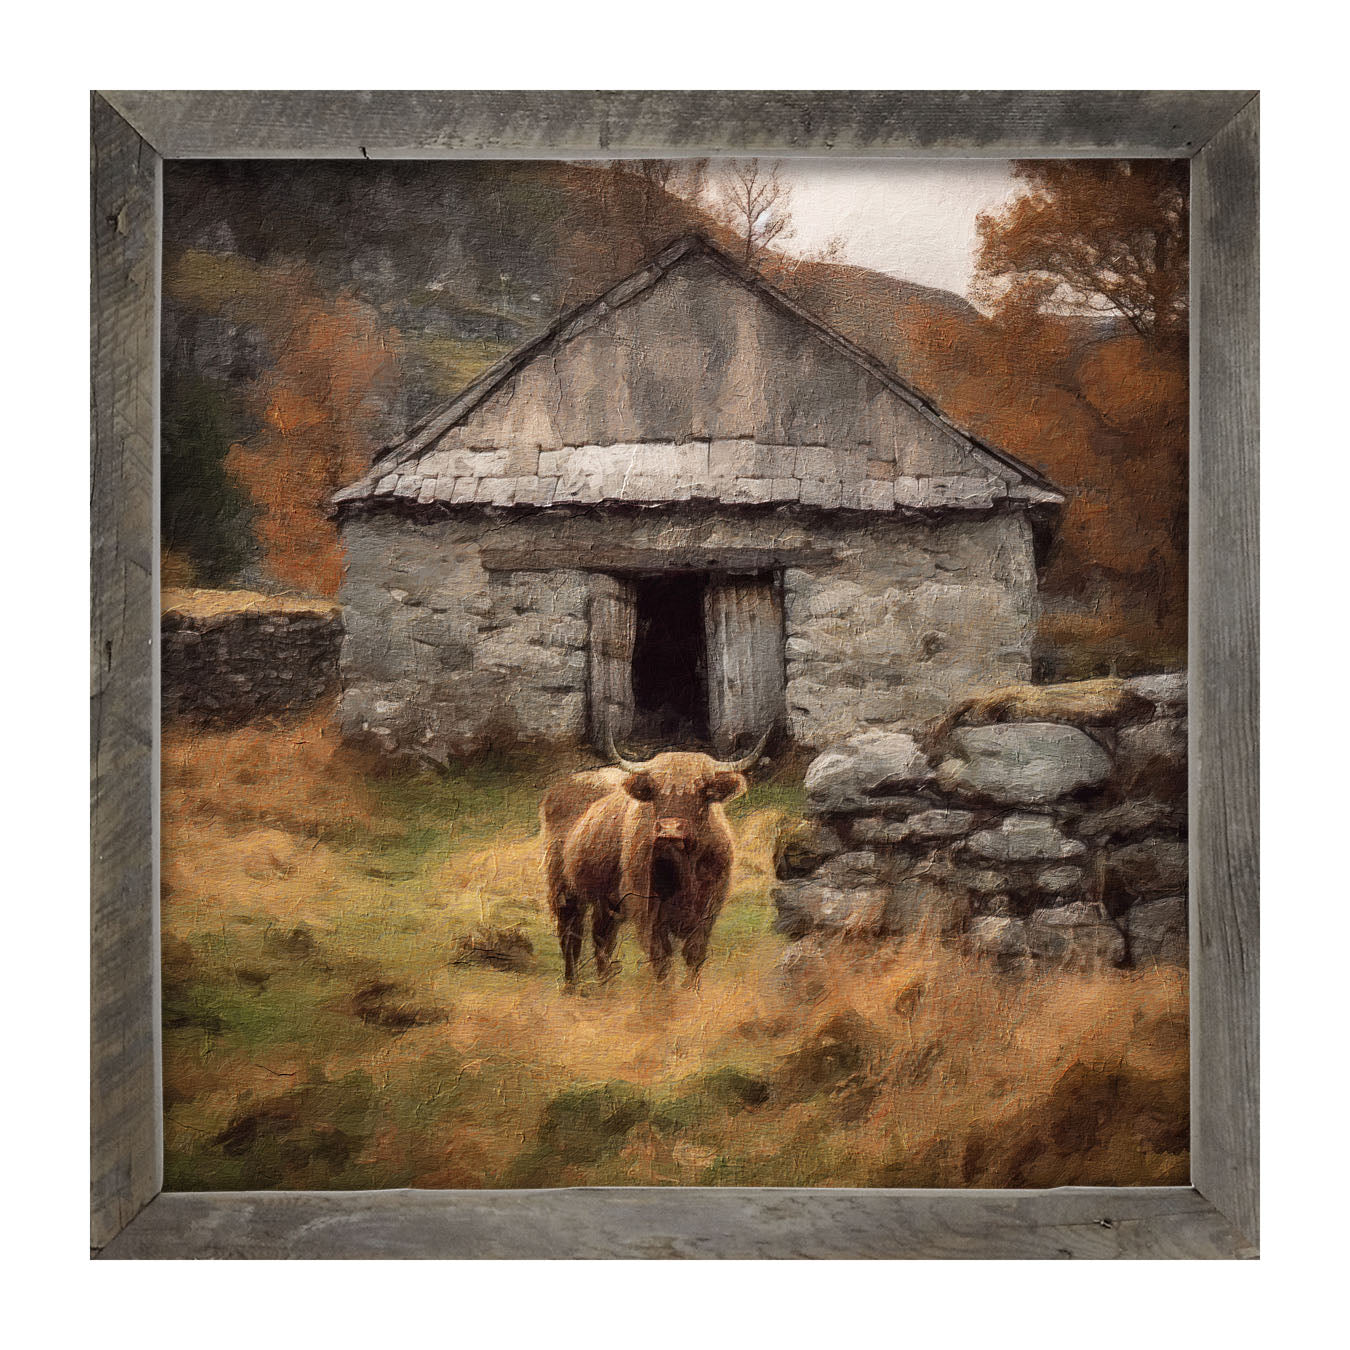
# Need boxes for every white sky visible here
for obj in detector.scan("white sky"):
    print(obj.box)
[749,158,1020,299]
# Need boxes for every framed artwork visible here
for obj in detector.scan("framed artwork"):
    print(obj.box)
[91,90,1258,1259]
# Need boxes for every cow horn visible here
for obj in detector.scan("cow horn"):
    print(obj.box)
[605,731,655,773]
[713,727,772,774]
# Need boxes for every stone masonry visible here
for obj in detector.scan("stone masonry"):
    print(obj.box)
[161,590,343,725]
[772,672,1189,972]
[336,504,1041,757]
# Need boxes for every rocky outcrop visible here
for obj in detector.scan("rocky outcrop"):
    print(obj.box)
[772,674,1188,973]
[162,590,343,725]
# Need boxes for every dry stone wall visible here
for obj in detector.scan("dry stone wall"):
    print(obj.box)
[161,591,343,724]
[771,673,1188,972]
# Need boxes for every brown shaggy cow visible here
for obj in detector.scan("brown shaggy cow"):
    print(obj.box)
[540,733,768,986]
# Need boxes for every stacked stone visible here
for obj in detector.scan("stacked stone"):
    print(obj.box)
[771,672,1188,973]
[338,519,594,757]
[162,597,343,725]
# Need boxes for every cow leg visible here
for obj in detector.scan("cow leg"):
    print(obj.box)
[592,902,623,983]
[555,898,585,987]
[681,927,711,986]
[646,926,674,982]
[682,871,729,986]
[544,837,586,987]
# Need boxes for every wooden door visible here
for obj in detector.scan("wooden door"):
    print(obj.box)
[703,574,785,755]
[588,573,638,750]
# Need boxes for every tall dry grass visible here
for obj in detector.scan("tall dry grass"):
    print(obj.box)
[160,712,1188,1191]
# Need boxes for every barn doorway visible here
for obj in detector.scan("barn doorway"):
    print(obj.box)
[587,569,788,755]
[632,574,711,745]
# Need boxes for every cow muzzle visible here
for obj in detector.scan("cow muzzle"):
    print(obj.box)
[655,818,692,851]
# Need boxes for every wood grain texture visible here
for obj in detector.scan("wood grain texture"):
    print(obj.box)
[98,1187,1255,1259]
[704,576,786,754]
[587,573,638,749]
[90,92,161,1251]
[98,90,1254,160]
[1189,97,1260,1245]
[339,235,1057,503]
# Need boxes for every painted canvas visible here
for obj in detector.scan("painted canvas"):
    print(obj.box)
[160,157,1189,1191]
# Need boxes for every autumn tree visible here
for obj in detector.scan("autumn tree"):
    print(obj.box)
[974,160,1189,346]
[969,160,1191,673]
[225,278,397,596]
[165,249,399,597]
[705,159,794,269]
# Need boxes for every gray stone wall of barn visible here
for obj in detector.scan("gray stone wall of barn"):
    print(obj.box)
[335,504,1041,759]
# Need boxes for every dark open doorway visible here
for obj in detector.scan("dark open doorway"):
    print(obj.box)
[631,573,709,745]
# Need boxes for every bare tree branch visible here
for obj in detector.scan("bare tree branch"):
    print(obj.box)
[704,159,794,270]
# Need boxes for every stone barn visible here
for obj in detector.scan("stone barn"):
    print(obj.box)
[332,234,1064,760]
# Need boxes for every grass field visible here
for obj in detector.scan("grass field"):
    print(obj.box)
[161,706,1190,1191]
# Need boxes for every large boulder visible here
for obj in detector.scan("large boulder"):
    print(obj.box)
[804,731,934,813]
[1123,896,1188,966]
[965,812,1087,863]
[1025,901,1126,972]
[936,723,1113,806]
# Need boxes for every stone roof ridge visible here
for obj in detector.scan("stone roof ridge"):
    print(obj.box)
[335,232,1063,506]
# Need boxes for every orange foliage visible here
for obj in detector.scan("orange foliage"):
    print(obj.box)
[973,160,1189,342]
[218,267,398,596]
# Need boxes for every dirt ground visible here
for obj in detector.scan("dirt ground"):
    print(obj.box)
[161,706,1189,1191]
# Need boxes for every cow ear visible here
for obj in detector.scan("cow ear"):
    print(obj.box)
[622,772,656,802]
[706,771,747,803]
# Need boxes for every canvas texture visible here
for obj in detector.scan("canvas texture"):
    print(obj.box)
[158,158,1189,1192]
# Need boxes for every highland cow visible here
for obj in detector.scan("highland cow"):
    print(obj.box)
[540,733,768,985]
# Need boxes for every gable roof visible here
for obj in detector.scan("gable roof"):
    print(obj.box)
[335,233,1064,509]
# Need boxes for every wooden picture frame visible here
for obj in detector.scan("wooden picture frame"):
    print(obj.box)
[91,90,1258,1259]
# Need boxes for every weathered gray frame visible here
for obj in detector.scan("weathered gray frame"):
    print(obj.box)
[92,90,1258,1259]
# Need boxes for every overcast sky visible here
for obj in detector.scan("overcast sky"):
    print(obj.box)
[746,158,1020,299]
